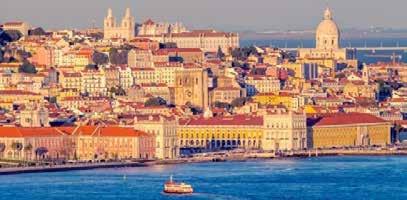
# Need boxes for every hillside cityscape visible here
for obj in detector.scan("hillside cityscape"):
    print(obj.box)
[0,6,406,161]
[0,3,407,187]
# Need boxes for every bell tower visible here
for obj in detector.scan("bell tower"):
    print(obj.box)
[121,7,135,40]
[104,8,115,29]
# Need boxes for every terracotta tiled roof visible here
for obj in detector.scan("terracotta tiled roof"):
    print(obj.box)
[0,127,22,137]
[3,22,24,26]
[0,127,76,137]
[0,90,40,95]
[314,113,388,127]
[99,127,145,137]
[155,48,203,54]
[143,19,155,25]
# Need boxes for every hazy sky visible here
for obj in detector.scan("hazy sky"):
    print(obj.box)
[1,0,407,31]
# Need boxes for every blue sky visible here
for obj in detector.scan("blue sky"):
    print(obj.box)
[1,0,406,31]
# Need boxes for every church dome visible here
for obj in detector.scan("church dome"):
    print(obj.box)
[317,20,339,36]
[316,8,340,36]
[315,8,340,49]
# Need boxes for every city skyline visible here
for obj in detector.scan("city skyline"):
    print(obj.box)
[2,0,407,31]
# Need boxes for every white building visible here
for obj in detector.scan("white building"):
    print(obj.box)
[137,19,187,36]
[134,115,179,159]
[297,8,357,68]
[262,110,307,151]
[103,8,135,41]
[245,75,280,96]
[118,66,134,89]
[1,21,30,36]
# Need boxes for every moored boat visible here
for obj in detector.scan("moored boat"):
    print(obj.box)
[163,175,193,194]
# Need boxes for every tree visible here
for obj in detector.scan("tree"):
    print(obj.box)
[92,51,109,65]
[24,143,33,160]
[144,97,167,107]
[85,64,98,70]
[48,96,57,104]
[11,142,23,151]
[4,30,22,41]
[0,29,13,45]
[217,46,225,59]
[19,61,37,74]
[116,87,126,96]
[334,73,346,79]
[29,27,47,36]
[109,86,126,96]
[35,147,48,160]
[376,80,392,101]
[109,48,128,65]
[231,97,249,108]
[394,124,404,143]
[214,101,231,109]
[109,87,117,95]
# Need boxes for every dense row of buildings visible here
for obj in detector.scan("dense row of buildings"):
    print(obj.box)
[0,6,405,162]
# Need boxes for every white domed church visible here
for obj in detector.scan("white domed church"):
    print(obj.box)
[298,8,357,69]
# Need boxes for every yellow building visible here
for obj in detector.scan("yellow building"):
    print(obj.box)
[81,69,107,96]
[343,81,376,98]
[310,113,391,148]
[0,90,42,106]
[60,72,82,91]
[57,88,80,102]
[253,92,304,111]
[154,62,183,87]
[178,115,263,150]
[131,68,156,85]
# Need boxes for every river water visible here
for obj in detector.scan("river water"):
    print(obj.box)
[0,156,406,200]
[241,38,407,64]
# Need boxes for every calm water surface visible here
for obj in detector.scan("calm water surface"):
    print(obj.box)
[0,156,406,200]
[242,38,407,64]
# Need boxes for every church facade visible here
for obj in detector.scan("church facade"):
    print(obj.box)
[298,8,358,69]
[103,8,135,41]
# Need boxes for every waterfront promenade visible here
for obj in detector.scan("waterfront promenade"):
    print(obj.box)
[0,161,151,175]
[2,147,407,175]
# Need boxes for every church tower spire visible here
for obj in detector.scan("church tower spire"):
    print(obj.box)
[124,7,131,18]
[103,7,135,41]
[104,8,116,28]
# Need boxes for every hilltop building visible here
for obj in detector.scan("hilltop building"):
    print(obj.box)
[137,19,187,36]
[1,21,30,36]
[139,30,239,52]
[297,8,358,69]
[103,8,135,40]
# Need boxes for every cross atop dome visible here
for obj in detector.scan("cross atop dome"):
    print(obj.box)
[324,7,333,20]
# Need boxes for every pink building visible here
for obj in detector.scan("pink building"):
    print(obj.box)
[32,46,54,68]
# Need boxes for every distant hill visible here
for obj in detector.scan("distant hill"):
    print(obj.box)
[240,29,407,40]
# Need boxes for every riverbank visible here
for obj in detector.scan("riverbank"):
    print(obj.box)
[2,148,407,175]
[0,161,151,175]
